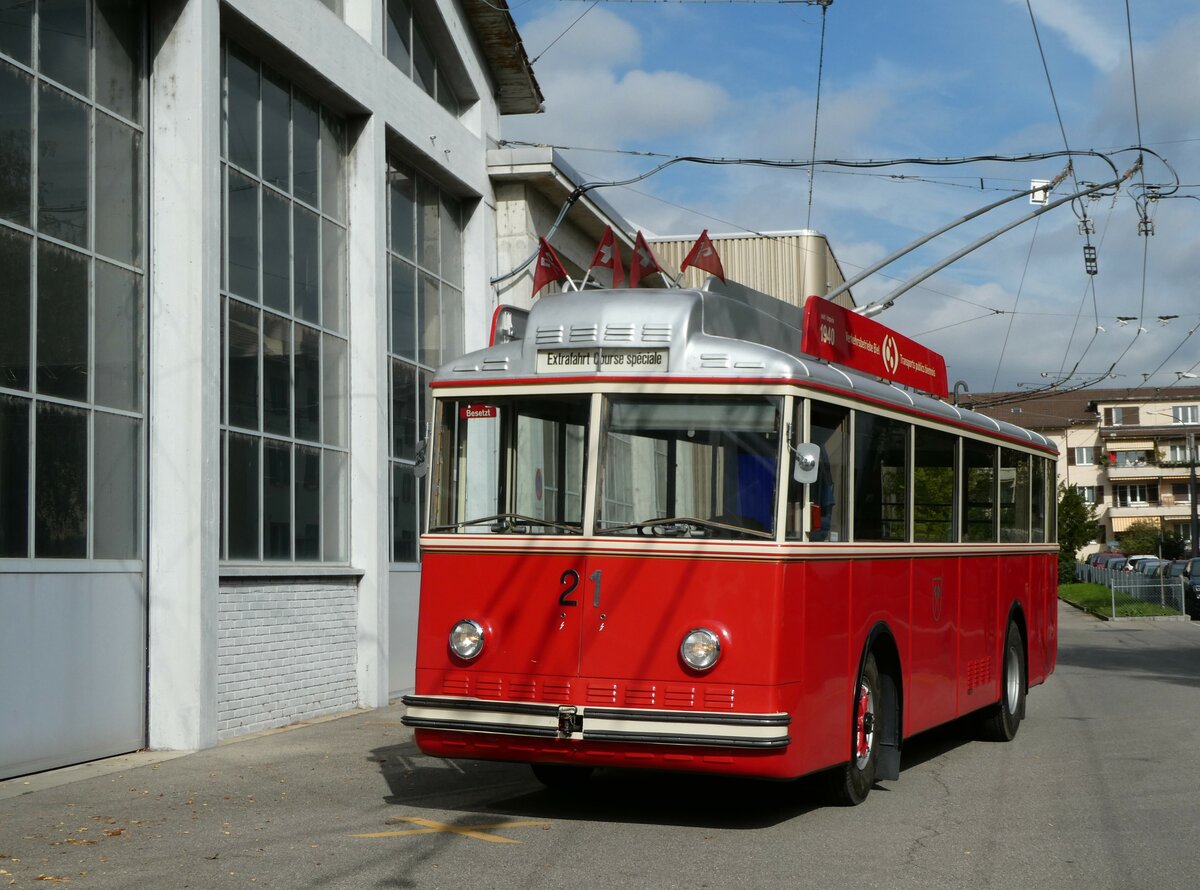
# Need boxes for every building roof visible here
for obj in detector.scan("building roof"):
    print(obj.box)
[968,386,1200,431]
[461,0,544,115]
[488,145,634,244]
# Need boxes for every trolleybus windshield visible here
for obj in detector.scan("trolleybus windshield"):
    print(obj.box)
[430,394,588,535]
[596,395,781,539]
[429,392,783,540]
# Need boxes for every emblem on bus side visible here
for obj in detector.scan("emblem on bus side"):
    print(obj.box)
[932,577,944,623]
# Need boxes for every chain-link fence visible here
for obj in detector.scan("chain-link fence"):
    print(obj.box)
[1075,562,1186,618]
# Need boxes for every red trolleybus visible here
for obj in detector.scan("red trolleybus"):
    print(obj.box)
[402,280,1057,804]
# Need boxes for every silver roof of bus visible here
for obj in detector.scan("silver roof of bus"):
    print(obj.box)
[436,279,1054,451]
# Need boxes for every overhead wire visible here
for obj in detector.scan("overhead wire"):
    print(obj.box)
[585,170,1019,316]
[528,1,600,65]
[490,144,1133,286]
[803,0,830,233]
[989,215,1041,391]
[974,3,1169,408]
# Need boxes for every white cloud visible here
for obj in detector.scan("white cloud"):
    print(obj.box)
[506,67,730,150]
[1011,0,1125,70]
[521,7,642,71]
[506,7,730,151]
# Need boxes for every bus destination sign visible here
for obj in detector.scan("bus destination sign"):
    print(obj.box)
[536,348,668,374]
[800,296,949,398]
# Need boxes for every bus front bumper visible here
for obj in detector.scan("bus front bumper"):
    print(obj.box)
[400,695,791,749]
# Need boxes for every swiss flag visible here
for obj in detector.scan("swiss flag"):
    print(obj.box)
[531,237,568,297]
[680,229,725,283]
[589,226,625,288]
[629,231,663,288]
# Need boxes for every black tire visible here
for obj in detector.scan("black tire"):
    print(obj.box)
[530,763,594,790]
[826,652,881,806]
[979,619,1026,742]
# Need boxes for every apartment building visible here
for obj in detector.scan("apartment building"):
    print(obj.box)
[972,386,1200,554]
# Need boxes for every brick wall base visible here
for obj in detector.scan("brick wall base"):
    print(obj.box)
[217,580,358,739]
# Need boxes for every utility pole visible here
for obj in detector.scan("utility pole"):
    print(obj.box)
[1190,430,1198,557]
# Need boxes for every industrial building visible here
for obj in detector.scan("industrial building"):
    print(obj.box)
[0,0,641,779]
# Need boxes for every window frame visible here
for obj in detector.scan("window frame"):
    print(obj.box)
[387,158,465,564]
[218,40,349,565]
[0,0,148,565]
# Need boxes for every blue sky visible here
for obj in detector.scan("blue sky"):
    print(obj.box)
[503,0,1200,398]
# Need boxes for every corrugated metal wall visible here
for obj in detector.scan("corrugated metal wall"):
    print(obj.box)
[647,231,854,308]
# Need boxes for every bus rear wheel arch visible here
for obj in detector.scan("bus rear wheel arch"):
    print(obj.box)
[979,618,1026,742]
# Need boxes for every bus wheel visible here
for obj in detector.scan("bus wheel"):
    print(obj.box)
[980,620,1025,742]
[530,763,594,790]
[826,652,880,806]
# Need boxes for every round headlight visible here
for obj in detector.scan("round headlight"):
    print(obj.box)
[680,628,721,671]
[449,619,485,660]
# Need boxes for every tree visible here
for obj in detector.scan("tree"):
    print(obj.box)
[1118,519,1165,557]
[1159,529,1186,561]
[1057,484,1099,583]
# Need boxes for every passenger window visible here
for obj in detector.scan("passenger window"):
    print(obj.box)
[1000,449,1031,542]
[962,439,996,542]
[812,403,851,541]
[914,427,956,542]
[1030,457,1048,543]
[854,412,909,542]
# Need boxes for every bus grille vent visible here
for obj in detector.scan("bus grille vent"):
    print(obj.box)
[642,324,673,343]
[569,324,599,343]
[442,678,470,696]
[482,358,509,372]
[664,687,696,709]
[587,682,618,704]
[967,657,992,690]
[700,353,730,369]
[535,326,564,346]
[509,680,537,701]
[624,685,656,707]
[542,682,572,703]
[604,323,634,342]
[704,688,736,710]
[475,679,503,698]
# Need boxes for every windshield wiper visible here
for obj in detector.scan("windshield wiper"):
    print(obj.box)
[430,513,583,535]
[596,516,773,540]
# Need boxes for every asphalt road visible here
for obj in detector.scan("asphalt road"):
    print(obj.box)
[2,601,1199,889]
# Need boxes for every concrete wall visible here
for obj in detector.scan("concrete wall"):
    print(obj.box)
[146,0,512,749]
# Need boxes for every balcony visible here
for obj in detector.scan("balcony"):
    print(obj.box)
[1106,462,1196,482]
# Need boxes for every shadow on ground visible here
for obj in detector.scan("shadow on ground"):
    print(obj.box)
[364,718,976,830]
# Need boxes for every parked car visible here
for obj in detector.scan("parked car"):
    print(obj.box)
[1104,555,1129,572]
[1184,558,1200,620]
[1165,559,1189,578]
[1124,554,1157,572]
[1135,558,1163,577]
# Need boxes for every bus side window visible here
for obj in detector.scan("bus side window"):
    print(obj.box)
[914,426,956,542]
[962,439,997,542]
[803,402,850,542]
[854,412,909,542]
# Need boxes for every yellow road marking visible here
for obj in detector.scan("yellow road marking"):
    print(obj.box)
[351,816,549,844]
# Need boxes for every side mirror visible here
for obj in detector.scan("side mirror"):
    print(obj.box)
[791,443,820,485]
[414,438,428,479]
